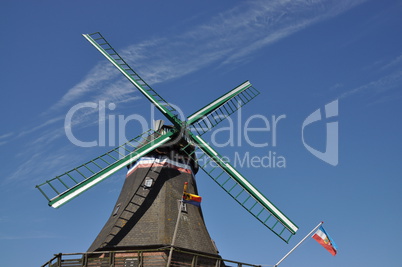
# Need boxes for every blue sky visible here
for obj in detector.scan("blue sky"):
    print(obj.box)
[1,0,401,266]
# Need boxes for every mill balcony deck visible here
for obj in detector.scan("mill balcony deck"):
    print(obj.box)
[41,246,261,267]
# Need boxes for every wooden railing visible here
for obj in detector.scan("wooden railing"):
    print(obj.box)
[41,247,261,267]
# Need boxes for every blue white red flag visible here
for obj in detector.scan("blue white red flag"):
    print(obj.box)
[312,226,338,256]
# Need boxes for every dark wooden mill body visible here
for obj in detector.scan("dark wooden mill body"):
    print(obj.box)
[88,129,218,256]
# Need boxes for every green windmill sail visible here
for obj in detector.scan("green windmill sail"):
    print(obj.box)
[36,32,298,244]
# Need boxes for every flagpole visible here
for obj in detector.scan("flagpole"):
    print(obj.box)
[167,183,189,267]
[274,222,324,267]
[167,200,183,267]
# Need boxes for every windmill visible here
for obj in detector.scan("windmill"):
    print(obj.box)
[36,32,298,266]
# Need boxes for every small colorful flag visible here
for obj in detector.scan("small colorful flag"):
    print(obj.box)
[183,192,202,207]
[312,226,338,256]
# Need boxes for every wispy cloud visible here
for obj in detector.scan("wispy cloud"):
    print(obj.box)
[6,0,367,187]
[380,53,402,71]
[47,62,118,112]
[339,69,402,100]
[0,132,13,146]
[17,116,64,138]
[115,0,367,83]
[49,0,366,113]
[217,0,367,65]
[0,233,60,240]
[339,50,402,101]
[0,132,13,139]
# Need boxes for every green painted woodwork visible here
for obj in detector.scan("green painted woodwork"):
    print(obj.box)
[187,81,253,124]
[188,82,260,136]
[83,32,182,128]
[185,133,298,242]
[36,130,174,208]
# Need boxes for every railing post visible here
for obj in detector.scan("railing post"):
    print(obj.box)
[82,253,87,267]
[191,255,198,267]
[139,251,143,267]
[110,252,115,267]
[56,253,62,267]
